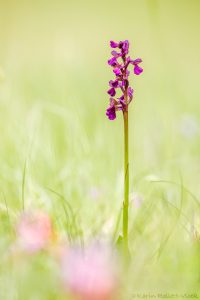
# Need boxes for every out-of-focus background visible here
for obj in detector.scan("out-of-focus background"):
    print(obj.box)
[0,0,200,299]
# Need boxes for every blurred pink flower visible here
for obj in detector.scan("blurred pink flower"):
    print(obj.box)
[88,186,102,201]
[60,244,119,300]
[16,211,53,253]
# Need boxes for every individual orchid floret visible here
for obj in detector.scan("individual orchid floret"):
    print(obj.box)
[106,103,116,120]
[111,50,121,58]
[113,67,121,76]
[110,41,119,48]
[131,58,142,65]
[106,40,143,120]
[119,40,129,55]
[107,87,116,97]
[108,57,118,67]
[128,87,134,98]
[134,64,143,75]
[109,80,119,88]
[129,58,143,75]
[118,95,124,101]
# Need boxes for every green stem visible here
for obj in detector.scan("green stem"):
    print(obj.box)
[123,109,129,253]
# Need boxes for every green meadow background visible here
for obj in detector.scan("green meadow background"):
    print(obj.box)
[0,0,200,299]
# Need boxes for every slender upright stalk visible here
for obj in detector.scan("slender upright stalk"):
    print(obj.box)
[106,39,143,255]
[123,109,129,253]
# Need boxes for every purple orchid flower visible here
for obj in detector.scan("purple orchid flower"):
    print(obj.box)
[109,80,119,88]
[111,51,122,59]
[113,68,121,76]
[106,104,116,120]
[134,65,143,75]
[108,57,118,67]
[106,40,143,120]
[107,87,116,97]
[110,41,119,48]
[128,87,134,98]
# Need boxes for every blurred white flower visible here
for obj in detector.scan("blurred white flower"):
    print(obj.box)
[180,114,199,139]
